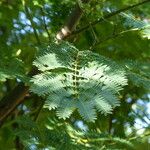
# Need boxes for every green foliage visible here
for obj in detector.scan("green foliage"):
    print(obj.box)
[124,60,150,90]
[30,42,127,122]
[13,117,84,150]
[6,116,134,150]
[0,0,150,149]
[0,48,27,82]
[121,12,150,39]
[0,57,23,82]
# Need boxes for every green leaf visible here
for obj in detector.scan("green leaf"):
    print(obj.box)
[77,100,96,122]
[0,57,28,82]
[121,12,150,39]
[57,99,75,119]
[31,41,127,122]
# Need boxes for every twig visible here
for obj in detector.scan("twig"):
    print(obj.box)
[0,84,29,126]
[33,98,45,121]
[23,1,41,45]
[41,8,51,42]
[91,28,141,49]
[129,132,150,141]
[73,0,150,35]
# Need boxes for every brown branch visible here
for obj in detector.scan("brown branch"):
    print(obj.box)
[56,0,90,40]
[73,0,150,35]
[24,4,41,45]
[41,8,51,42]
[0,84,29,126]
[0,0,90,125]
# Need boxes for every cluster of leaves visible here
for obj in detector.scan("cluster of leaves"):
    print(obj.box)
[1,116,135,150]
[124,60,150,90]
[30,42,127,122]
[121,12,150,39]
[0,48,26,82]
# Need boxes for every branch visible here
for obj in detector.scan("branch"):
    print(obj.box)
[0,0,90,125]
[56,0,90,40]
[41,8,51,42]
[0,84,29,126]
[24,4,41,45]
[73,0,150,35]
[91,28,140,49]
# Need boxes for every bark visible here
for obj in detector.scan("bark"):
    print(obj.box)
[56,0,90,40]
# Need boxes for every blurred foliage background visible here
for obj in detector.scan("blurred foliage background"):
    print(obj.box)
[0,0,150,149]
